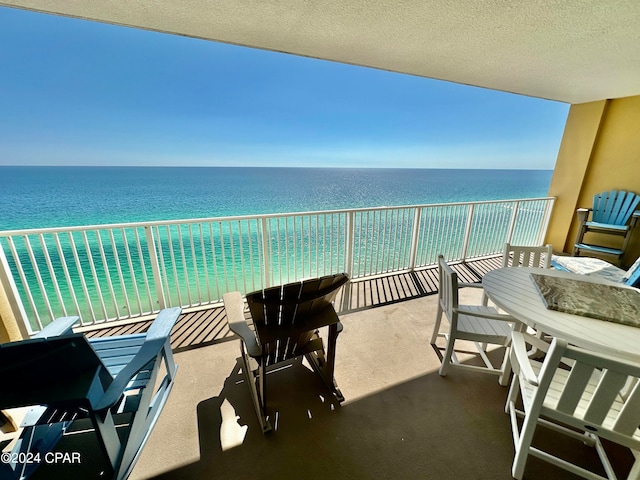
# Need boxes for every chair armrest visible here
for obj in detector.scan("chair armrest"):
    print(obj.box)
[223,292,261,357]
[33,316,80,338]
[455,307,515,322]
[144,307,181,341]
[511,332,539,386]
[94,308,180,411]
[458,282,482,289]
[576,207,590,225]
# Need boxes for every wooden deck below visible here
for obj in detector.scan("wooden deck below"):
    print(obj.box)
[86,255,503,352]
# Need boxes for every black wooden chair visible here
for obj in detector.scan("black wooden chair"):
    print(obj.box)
[223,273,349,433]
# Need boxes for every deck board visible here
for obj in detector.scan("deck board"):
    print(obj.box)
[86,256,502,352]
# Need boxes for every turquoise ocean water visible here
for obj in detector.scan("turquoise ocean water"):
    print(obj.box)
[0,166,553,326]
[0,166,553,230]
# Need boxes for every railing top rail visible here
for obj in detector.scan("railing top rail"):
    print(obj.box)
[0,196,556,237]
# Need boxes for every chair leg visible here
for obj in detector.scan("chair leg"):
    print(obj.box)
[439,334,455,377]
[90,409,122,473]
[430,305,443,345]
[621,230,634,266]
[324,323,344,401]
[505,376,519,414]
[511,407,538,480]
[306,326,344,402]
[572,209,589,256]
[258,363,267,416]
[481,292,489,307]
[239,341,271,433]
[498,348,512,386]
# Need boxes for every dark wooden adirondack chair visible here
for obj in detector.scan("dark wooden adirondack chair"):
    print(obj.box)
[573,190,640,265]
[0,307,180,480]
[223,273,349,433]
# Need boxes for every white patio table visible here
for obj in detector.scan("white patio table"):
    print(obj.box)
[483,266,640,479]
[482,267,640,364]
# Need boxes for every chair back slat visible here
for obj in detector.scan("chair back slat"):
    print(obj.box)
[613,191,640,225]
[592,190,640,226]
[556,362,595,414]
[438,255,458,319]
[246,273,349,365]
[593,191,619,224]
[584,370,629,425]
[615,382,640,435]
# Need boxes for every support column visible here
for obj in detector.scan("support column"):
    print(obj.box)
[544,100,608,253]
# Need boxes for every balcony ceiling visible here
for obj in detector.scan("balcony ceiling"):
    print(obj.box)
[3,0,640,104]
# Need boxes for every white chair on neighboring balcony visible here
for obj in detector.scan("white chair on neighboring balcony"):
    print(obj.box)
[506,331,640,480]
[430,255,516,385]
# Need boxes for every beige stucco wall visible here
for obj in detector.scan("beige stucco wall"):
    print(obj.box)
[545,95,640,268]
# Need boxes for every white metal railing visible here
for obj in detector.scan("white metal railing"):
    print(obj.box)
[0,197,555,334]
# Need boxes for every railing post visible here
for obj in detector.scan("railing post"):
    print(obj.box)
[408,207,422,271]
[461,204,475,261]
[505,201,520,245]
[261,217,271,289]
[344,211,355,278]
[538,198,556,245]
[0,241,31,339]
[145,226,166,310]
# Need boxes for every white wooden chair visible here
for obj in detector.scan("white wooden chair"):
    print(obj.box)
[506,331,640,480]
[503,243,553,269]
[482,243,552,306]
[430,255,515,385]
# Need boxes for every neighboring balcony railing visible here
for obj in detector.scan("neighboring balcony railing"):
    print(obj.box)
[0,197,555,335]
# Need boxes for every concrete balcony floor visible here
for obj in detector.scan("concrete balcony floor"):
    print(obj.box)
[128,286,634,480]
[8,259,632,479]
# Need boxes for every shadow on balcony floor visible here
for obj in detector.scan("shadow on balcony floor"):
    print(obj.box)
[147,364,632,480]
[86,256,504,353]
[125,288,633,480]
[33,284,635,480]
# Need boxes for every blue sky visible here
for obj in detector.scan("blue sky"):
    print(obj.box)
[0,6,569,169]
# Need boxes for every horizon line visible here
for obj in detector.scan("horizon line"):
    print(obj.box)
[0,164,555,171]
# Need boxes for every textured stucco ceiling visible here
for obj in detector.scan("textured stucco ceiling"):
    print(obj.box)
[3,0,640,104]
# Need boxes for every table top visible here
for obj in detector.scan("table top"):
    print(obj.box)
[482,267,640,364]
